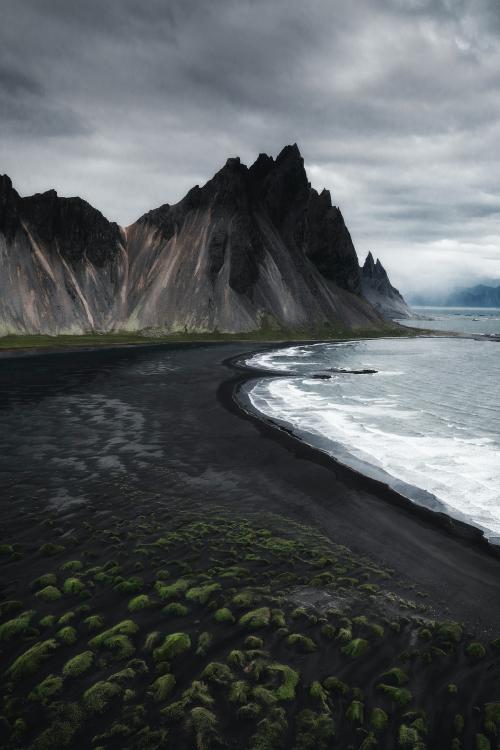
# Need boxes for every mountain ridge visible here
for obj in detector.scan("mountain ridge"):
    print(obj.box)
[361,251,412,319]
[0,145,409,335]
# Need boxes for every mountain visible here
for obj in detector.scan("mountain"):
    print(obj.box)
[409,283,500,308]
[0,145,407,335]
[445,284,500,307]
[361,252,412,319]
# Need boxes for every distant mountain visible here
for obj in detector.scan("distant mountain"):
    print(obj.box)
[0,145,408,335]
[361,252,412,319]
[410,283,500,308]
[445,284,500,308]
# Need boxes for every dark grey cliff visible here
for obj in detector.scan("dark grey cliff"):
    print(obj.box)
[361,252,412,320]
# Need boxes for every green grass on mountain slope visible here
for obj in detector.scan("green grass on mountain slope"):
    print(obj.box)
[0,324,422,351]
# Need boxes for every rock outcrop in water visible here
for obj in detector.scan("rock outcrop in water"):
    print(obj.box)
[361,252,412,319]
[0,146,408,334]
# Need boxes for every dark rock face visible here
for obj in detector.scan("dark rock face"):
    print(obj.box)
[361,252,412,320]
[0,146,404,334]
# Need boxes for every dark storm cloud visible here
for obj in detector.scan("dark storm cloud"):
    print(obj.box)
[1,0,500,295]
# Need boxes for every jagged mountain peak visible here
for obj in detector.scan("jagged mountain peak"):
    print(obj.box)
[0,146,411,334]
[361,252,411,319]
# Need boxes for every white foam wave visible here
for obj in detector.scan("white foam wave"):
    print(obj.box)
[246,338,500,539]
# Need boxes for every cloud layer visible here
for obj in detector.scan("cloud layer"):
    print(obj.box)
[1,0,500,295]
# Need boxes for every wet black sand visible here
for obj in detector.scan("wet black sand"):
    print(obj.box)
[1,341,499,632]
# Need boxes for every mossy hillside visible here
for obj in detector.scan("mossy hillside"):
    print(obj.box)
[0,323,418,352]
[1,508,499,749]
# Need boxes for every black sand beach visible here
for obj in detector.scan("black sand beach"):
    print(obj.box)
[1,341,500,749]
[1,341,500,626]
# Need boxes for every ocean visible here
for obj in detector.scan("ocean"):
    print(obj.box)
[244,337,500,543]
[399,306,500,336]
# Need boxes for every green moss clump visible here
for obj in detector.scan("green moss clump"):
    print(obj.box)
[62,577,85,595]
[399,724,420,746]
[238,703,262,720]
[149,673,176,701]
[240,607,271,629]
[294,709,335,750]
[227,649,246,668]
[377,684,413,706]
[245,635,264,649]
[7,638,58,681]
[83,680,122,714]
[232,591,255,608]
[466,642,486,660]
[89,620,138,659]
[30,702,83,750]
[268,664,300,701]
[186,707,219,748]
[323,676,349,695]
[84,614,104,631]
[271,609,286,628]
[163,602,188,617]
[448,684,458,694]
[60,560,83,571]
[0,610,34,641]
[341,638,369,658]
[108,666,136,683]
[346,700,364,724]
[286,633,316,654]
[89,619,138,647]
[33,573,58,589]
[484,703,500,733]
[182,680,214,707]
[155,578,190,600]
[309,681,330,712]
[40,543,65,556]
[336,627,352,643]
[57,626,78,645]
[127,594,152,612]
[153,632,191,662]
[250,706,288,750]
[229,680,250,703]
[475,735,491,750]
[286,633,316,653]
[36,585,62,602]
[213,607,235,623]
[196,631,213,657]
[114,577,143,594]
[437,621,463,643]
[380,667,409,685]
[39,614,56,628]
[370,623,384,638]
[58,611,75,626]
[63,650,94,678]
[202,661,234,685]
[0,543,14,555]
[161,700,188,723]
[321,624,336,640]
[371,707,388,732]
[186,583,221,604]
[253,686,278,706]
[28,674,63,703]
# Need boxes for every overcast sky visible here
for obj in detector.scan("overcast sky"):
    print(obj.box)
[2,0,500,296]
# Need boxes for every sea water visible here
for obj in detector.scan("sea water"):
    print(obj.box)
[245,338,500,542]
[399,306,500,336]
